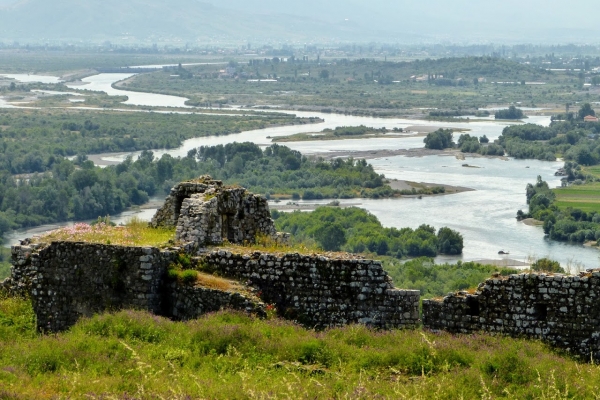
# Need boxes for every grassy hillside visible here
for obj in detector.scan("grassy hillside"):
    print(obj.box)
[0,293,598,398]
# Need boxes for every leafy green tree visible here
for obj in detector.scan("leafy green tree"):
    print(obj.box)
[495,106,524,120]
[313,223,346,251]
[423,129,454,150]
[578,103,596,120]
[437,227,464,255]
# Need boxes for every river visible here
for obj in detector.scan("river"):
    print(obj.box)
[3,71,599,270]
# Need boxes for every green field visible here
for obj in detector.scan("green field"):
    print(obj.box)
[554,183,600,212]
[122,57,591,113]
[583,166,600,179]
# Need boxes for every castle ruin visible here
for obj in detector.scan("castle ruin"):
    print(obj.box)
[3,176,600,361]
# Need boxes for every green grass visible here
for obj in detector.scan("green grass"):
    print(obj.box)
[34,217,175,248]
[583,165,600,179]
[0,263,10,281]
[1,294,600,398]
[553,183,600,212]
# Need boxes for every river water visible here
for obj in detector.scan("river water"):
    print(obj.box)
[3,71,599,269]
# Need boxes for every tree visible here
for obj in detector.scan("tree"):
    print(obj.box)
[436,227,463,255]
[319,69,330,79]
[495,106,524,120]
[313,223,346,251]
[577,103,596,120]
[423,129,454,150]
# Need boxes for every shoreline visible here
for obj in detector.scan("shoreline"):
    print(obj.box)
[312,147,509,161]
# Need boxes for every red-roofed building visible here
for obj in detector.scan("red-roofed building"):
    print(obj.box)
[584,115,599,122]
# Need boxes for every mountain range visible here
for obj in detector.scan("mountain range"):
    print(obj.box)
[0,0,599,45]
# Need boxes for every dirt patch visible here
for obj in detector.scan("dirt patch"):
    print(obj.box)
[387,179,474,195]
[521,218,544,227]
[404,125,444,134]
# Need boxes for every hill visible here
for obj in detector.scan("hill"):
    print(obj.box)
[1,0,599,44]
[0,0,394,44]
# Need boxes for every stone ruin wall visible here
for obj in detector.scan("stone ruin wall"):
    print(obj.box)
[3,242,265,332]
[6,240,600,360]
[5,242,174,332]
[423,271,600,360]
[151,176,280,247]
[199,250,420,329]
[3,242,419,332]
[6,176,600,359]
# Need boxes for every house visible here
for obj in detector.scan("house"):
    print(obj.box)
[584,115,598,122]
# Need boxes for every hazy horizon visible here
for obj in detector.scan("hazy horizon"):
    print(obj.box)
[0,0,598,45]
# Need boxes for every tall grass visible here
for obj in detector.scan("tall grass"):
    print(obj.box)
[0,294,599,398]
[35,217,175,248]
[220,233,324,255]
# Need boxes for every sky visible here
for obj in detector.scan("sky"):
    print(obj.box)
[211,0,600,43]
[0,0,598,44]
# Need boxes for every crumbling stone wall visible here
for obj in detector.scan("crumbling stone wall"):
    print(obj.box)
[151,176,224,229]
[150,176,278,246]
[7,242,176,332]
[199,250,420,329]
[168,282,265,321]
[423,271,600,359]
[4,242,264,332]
[176,188,276,247]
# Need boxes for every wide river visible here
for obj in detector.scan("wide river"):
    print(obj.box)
[3,71,599,270]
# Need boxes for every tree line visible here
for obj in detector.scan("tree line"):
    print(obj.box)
[0,142,398,243]
[272,207,463,258]
[518,176,600,243]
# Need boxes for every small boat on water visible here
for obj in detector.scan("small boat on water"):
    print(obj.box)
[498,250,509,255]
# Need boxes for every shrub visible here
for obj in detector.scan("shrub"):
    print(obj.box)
[180,270,198,285]
[531,258,565,273]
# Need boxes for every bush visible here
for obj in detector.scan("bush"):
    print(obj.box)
[531,258,565,273]
[180,270,198,284]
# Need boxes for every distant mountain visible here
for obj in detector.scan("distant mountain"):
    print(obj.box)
[0,0,406,44]
[0,0,599,45]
